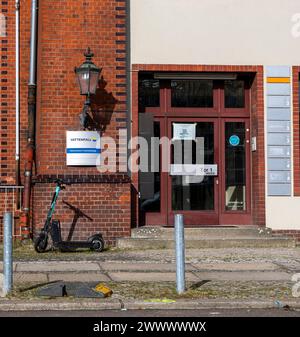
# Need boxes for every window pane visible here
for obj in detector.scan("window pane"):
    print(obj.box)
[225,122,246,211]
[139,120,161,212]
[172,122,214,210]
[171,80,213,107]
[224,80,245,108]
[138,79,160,108]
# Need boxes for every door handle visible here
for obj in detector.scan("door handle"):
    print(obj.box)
[215,179,219,185]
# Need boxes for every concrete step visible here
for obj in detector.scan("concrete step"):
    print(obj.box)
[116,237,296,249]
[131,226,273,239]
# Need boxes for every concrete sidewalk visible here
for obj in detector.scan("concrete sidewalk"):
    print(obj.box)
[0,259,297,283]
[0,246,299,283]
[0,247,299,311]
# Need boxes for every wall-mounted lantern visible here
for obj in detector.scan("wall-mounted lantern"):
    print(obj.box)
[75,48,101,129]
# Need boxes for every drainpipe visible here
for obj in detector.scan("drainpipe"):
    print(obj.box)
[15,0,20,204]
[20,0,38,240]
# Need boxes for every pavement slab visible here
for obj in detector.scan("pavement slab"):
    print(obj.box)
[47,273,111,283]
[190,271,292,281]
[99,262,195,272]
[0,263,18,272]
[14,273,48,284]
[108,272,199,282]
[16,261,100,273]
[99,262,280,272]
[105,270,292,282]
[192,262,280,271]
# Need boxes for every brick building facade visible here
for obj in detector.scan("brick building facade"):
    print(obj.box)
[1,1,300,245]
[1,0,131,245]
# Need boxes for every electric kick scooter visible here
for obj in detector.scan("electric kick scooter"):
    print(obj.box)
[34,179,104,253]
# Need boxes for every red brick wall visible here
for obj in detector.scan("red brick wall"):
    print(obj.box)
[273,230,300,242]
[1,0,131,245]
[0,0,32,186]
[0,0,31,238]
[250,67,265,226]
[32,180,131,245]
[35,0,127,176]
[0,1,25,237]
[132,64,266,227]
[32,0,130,244]
[0,0,18,185]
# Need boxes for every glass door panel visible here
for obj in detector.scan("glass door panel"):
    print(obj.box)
[138,114,168,226]
[171,122,215,211]
[139,120,161,213]
[225,122,246,211]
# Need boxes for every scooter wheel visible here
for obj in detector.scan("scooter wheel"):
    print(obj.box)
[90,237,104,252]
[34,233,48,253]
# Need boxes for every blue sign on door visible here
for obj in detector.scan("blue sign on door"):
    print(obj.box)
[229,135,240,146]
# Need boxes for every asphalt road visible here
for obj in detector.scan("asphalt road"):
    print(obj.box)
[1,308,300,317]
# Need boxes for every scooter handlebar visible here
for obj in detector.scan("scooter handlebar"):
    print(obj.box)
[62,199,93,221]
[50,178,71,186]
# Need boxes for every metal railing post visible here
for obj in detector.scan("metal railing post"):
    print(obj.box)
[174,214,185,294]
[3,212,13,296]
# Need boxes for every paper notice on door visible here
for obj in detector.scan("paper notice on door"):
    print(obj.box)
[173,123,196,140]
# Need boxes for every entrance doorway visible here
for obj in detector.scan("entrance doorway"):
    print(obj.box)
[138,74,252,226]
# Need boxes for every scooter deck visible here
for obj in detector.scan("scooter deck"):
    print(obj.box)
[55,241,94,250]
[51,220,104,252]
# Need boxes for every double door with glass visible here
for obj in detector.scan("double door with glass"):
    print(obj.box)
[139,116,251,226]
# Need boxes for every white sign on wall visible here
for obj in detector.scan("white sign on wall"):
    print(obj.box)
[170,164,218,176]
[66,131,100,166]
[173,123,196,140]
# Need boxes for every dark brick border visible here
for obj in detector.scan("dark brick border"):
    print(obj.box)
[33,174,131,184]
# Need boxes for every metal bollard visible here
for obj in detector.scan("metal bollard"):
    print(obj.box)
[3,212,13,296]
[174,214,185,294]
